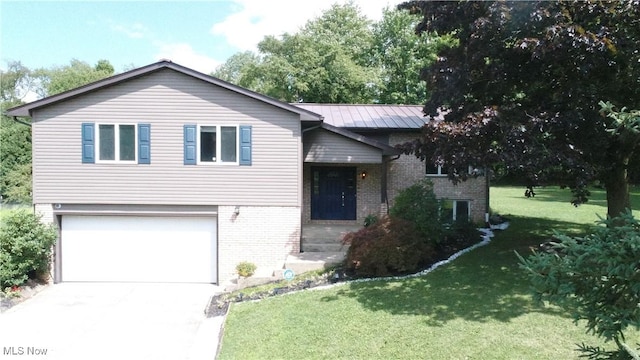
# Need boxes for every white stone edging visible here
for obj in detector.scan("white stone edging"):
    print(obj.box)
[238,225,509,302]
[305,227,501,293]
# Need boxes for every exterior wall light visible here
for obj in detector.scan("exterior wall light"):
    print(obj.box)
[361,171,367,179]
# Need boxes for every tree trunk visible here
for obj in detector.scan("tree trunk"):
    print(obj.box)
[605,159,630,221]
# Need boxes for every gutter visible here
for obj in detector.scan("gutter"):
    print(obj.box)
[301,124,322,133]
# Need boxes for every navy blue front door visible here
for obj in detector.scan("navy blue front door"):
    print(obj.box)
[311,167,357,220]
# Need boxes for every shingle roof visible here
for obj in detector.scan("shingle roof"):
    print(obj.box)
[294,103,428,130]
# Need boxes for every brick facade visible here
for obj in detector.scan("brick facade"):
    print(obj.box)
[217,205,300,283]
[388,133,488,223]
[34,203,55,224]
[301,133,488,225]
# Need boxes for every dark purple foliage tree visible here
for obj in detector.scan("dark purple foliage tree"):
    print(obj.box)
[398,0,640,219]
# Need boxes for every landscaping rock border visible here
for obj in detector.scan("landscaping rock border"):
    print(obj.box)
[0,280,49,313]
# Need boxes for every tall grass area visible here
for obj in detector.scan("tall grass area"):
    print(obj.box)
[218,186,639,359]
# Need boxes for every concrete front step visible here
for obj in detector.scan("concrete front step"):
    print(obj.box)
[302,242,348,252]
[284,251,347,274]
[302,236,352,244]
[301,224,361,253]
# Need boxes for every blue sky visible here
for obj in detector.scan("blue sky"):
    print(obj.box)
[1,0,398,75]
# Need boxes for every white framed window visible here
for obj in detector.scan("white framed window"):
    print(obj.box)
[197,125,238,164]
[426,163,448,176]
[96,124,137,163]
[427,163,478,176]
[441,200,471,223]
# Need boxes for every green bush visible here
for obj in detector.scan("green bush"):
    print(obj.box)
[236,261,257,278]
[389,179,445,245]
[443,220,483,250]
[0,210,57,287]
[363,214,378,227]
[343,215,435,277]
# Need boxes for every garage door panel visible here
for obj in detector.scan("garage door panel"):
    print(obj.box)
[61,216,217,283]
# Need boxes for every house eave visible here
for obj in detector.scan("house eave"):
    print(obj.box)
[5,60,324,122]
[319,123,401,156]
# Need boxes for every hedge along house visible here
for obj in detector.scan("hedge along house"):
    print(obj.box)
[6,60,488,284]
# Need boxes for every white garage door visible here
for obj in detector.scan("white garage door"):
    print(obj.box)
[61,215,217,283]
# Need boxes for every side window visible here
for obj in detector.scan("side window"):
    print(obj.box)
[426,163,448,176]
[197,125,238,164]
[184,124,251,166]
[97,124,136,162]
[441,200,470,223]
[82,123,150,164]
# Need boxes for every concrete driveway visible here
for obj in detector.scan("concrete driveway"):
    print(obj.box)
[0,283,223,360]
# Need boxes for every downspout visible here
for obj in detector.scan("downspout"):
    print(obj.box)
[12,116,32,127]
[485,166,491,225]
[382,154,401,214]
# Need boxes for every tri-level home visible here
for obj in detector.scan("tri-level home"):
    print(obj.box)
[6,60,488,284]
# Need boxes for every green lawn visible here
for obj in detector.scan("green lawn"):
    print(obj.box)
[218,186,639,359]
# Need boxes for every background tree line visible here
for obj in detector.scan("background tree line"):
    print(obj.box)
[1,59,115,203]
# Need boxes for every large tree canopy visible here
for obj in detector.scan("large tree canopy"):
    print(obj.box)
[255,3,378,103]
[371,7,454,104]
[398,0,640,218]
[211,3,441,104]
[33,59,114,97]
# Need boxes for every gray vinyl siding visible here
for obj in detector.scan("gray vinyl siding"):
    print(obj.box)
[303,129,382,164]
[31,69,302,206]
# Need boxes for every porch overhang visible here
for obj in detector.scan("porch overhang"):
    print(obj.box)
[303,123,400,164]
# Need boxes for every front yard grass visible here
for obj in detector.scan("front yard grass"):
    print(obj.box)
[217,186,640,359]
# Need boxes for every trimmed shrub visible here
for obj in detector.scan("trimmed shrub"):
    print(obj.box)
[389,179,445,245]
[0,210,57,287]
[236,261,257,278]
[363,214,379,227]
[442,220,483,252]
[343,215,435,277]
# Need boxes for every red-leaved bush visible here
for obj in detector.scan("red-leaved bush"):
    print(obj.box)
[342,215,435,277]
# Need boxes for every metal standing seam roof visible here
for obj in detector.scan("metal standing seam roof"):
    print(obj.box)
[293,103,429,130]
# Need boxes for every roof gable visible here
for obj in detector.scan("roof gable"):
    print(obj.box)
[6,60,323,122]
[316,123,400,156]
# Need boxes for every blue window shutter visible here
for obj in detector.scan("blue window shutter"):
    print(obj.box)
[184,125,197,165]
[239,125,252,166]
[81,123,95,164]
[138,124,151,164]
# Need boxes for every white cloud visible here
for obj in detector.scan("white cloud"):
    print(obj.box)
[211,0,399,52]
[110,22,149,39]
[108,20,222,74]
[153,42,222,74]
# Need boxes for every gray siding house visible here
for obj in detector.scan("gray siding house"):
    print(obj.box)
[6,60,488,284]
